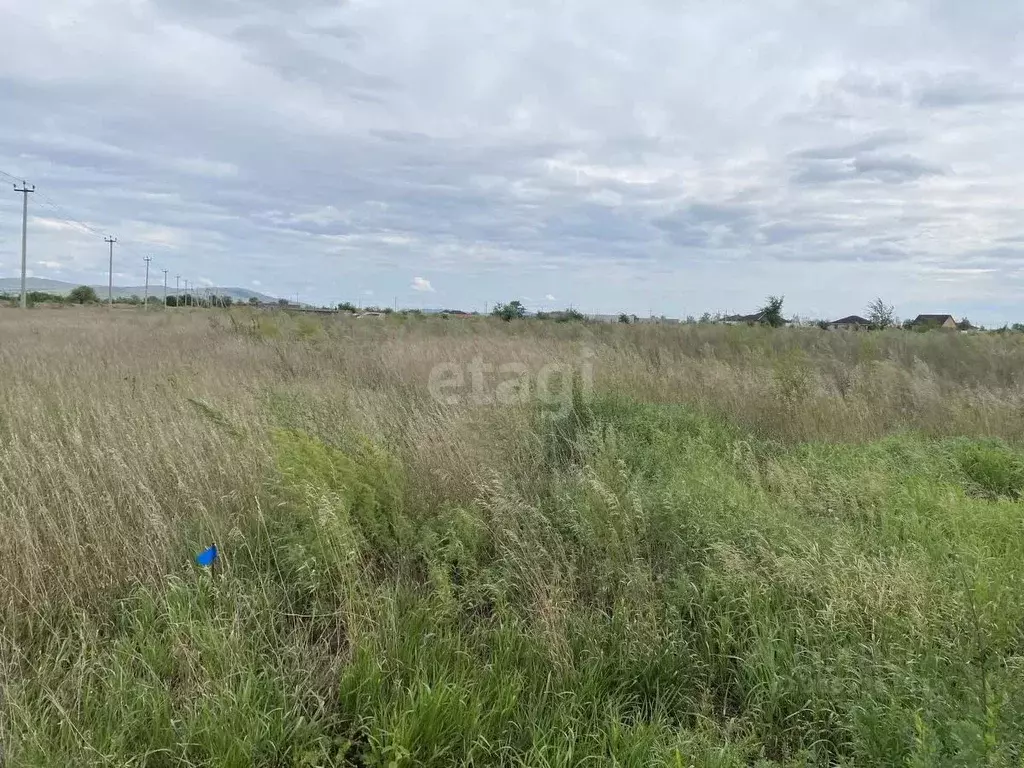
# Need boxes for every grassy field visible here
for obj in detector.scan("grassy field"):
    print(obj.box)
[2,308,1024,766]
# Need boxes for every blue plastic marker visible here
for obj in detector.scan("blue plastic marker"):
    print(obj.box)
[195,544,218,567]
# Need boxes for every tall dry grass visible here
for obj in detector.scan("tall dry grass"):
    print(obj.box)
[2,307,1024,765]
[3,308,1024,617]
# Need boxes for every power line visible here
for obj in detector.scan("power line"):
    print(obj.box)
[143,256,152,309]
[105,236,117,306]
[14,181,35,309]
[0,168,260,309]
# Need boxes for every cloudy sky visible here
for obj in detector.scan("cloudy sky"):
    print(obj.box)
[1,0,1023,322]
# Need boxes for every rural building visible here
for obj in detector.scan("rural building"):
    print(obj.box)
[721,311,788,326]
[722,312,767,325]
[910,314,957,330]
[829,315,872,330]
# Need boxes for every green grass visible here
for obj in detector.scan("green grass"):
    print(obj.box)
[6,387,1024,765]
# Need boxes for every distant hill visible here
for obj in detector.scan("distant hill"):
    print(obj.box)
[0,278,277,303]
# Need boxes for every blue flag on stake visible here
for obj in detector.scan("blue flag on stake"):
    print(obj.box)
[195,544,218,568]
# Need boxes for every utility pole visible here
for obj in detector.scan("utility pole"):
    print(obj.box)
[175,274,180,305]
[105,236,117,306]
[143,256,152,309]
[14,182,34,309]
[162,269,168,308]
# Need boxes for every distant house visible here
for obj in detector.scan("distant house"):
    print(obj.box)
[721,311,788,326]
[721,312,766,325]
[910,314,957,330]
[830,315,872,330]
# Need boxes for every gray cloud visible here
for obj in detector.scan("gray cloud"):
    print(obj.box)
[793,131,910,161]
[916,72,1024,109]
[1,0,1024,323]
[852,154,945,182]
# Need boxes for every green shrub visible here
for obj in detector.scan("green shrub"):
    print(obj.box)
[950,438,1024,499]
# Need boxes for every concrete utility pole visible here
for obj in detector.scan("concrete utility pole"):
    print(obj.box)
[105,236,117,306]
[175,274,180,305]
[14,182,34,309]
[143,256,152,309]
[162,269,168,308]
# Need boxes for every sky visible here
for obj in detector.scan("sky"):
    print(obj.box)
[1,0,1023,323]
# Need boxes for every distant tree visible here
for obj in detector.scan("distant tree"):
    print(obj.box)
[337,301,357,313]
[1011,323,1024,333]
[68,285,99,304]
[957,317,972,331]
[26,291,65,305]
[867,297,897,329]
[555,307,584,323]
[816,319,830,330]
[248,296,259,306]
[277,298,289,307]
[618,313,631,324]
[759,295,786,328]
[492,300,526,322]
[699,312,712,324]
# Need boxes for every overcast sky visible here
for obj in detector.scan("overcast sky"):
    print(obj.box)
[1,0,1023,322]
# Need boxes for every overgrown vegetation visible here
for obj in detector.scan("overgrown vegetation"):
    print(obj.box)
[2,309,1024,765]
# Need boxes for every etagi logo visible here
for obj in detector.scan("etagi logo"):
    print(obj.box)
[427,347,595,418]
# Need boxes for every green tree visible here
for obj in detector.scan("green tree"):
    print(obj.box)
[867,297,896,329]
[957,317,972,331]
[492,300,526,321]
[618,313,631,324]
[68,285,99,304]
[759,295,786,328]
[248,296,259,306]
[337,301,357,313]
[26,291,64,305]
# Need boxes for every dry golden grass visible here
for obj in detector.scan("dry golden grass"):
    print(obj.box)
[3,307,1024,765]
[3,307,1024,619]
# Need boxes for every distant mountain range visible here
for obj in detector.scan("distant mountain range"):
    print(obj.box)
[0,277,277,303]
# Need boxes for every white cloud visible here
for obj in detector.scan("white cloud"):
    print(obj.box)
[545,294,556,301]
[2,1,1024,323]
[412,276,434,292]
[170,157,238,179]
[363,289,374,295]
[251,280,261,286]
